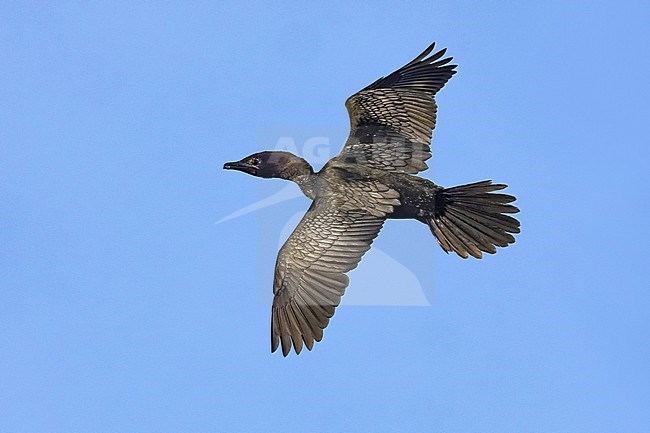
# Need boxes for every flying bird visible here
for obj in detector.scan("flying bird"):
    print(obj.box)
[224,42,520,356]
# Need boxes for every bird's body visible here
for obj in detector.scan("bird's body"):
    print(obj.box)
[290,159,440,219]
[224,42,521,356]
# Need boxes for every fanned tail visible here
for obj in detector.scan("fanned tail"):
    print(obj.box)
[426,180,520,259]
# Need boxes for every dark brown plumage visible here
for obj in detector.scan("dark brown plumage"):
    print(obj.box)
[224,42,520,356]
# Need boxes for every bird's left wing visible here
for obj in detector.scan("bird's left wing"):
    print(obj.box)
[336,42,457,174]
[271,199,385,356]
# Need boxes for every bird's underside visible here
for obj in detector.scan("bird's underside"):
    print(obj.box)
[223,42,521,356]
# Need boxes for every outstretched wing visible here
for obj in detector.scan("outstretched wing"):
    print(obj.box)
[271,199,385,356]
[336,42,457,174]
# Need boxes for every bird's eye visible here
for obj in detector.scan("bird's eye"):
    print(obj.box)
[250,157,261,166]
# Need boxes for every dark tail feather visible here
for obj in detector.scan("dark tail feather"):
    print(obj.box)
[426,180,520,259]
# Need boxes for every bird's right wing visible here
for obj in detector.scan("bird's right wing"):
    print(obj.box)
[271,199,385,356]
[336,42,457,174]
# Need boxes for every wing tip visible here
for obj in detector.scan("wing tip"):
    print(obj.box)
[409,41,436,65]
[271,330,319,357]
[411,42,456,67]
[271,334,279,354]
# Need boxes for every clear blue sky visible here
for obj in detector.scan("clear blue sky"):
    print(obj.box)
[2,1,649,432]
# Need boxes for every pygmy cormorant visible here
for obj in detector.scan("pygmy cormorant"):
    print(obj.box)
[224,42,520,356]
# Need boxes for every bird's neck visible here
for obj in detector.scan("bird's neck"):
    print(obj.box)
[289,172,317,200]
[276,157,316,199]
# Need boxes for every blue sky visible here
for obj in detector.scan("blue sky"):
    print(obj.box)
[1,1,649,432]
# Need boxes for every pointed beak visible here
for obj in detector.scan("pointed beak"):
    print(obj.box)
[223,160,257,175]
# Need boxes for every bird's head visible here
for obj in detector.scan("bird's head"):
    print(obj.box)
[223,151,313,180]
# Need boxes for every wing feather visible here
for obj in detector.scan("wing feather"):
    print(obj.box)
[336,42,457,174]
[271,199,385,356]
